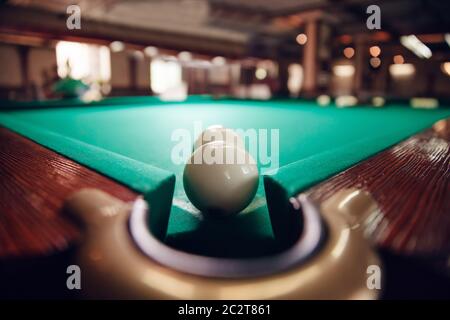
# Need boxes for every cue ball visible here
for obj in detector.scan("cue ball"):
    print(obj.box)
[193,125,245,151]
[183,141,259,216]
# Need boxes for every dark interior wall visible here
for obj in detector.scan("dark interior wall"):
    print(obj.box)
[0,43,23,98]
[109,50,151,96]
[110,51,130,90]
[28,47,56,87]
[0,43,57,99]
[435,69,450,97]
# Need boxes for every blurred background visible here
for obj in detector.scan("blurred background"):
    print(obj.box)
[0,0,448,103]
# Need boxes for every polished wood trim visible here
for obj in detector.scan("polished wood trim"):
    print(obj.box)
[0,128,137,258]
[305,118,450,256]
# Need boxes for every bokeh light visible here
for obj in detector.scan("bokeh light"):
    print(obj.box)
[393,55,405,64]
[441,62,450,76]
[370,57,381,68]
[343,47,355,59]
[255,68,268,80]
[296,33,308,45]
[369,46,381,57]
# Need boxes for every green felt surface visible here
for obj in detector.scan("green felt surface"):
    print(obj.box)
[1,96,449,257]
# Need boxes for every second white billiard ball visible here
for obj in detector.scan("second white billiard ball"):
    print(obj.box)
[183,141,259,216]
[193,125,245,151]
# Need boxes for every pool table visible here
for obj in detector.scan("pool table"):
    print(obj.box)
[0,96,449,299]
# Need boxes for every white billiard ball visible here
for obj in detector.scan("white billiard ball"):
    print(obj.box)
[193,125,245,151]
[183,141,259,216]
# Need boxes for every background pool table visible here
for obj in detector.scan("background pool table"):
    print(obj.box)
[0,96,449,298]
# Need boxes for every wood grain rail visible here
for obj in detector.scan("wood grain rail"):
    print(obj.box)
[306,118,450,256]
[0,128,137,258]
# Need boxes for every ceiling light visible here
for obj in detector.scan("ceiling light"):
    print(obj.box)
[255,68,267,80]
[296,33,307,45]
[400,35,432,59]
[343,47,355,59]
[369,46,381,57]
[144,46,158,57]
[441,62,450,76]
[333,65,355,77]
[110,41,124,53]
[212,56,226,65]
[393,55,404,64]
[389,64,415,77]
[178,51,192,61]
